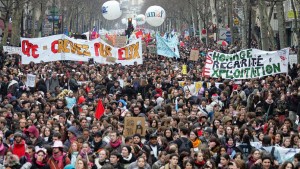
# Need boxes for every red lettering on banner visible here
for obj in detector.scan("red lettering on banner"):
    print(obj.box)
[51,40,58,53]
[22,40,39,58]
[203,67,211,77]
[94,43,100,56]
[205,56,213,64]
[118,48,125,60]
[94,42,112,57]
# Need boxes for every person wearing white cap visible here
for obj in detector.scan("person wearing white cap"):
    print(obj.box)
[29,147,50,169]
[48,141,70,169]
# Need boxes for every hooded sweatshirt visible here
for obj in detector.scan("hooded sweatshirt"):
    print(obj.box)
[25,125,44,147]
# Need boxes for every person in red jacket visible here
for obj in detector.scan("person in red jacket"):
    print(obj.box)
[10,132,27,158]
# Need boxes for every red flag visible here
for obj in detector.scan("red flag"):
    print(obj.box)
[105,33,110,40]
[135,30,143,39]
[95,99,105,120]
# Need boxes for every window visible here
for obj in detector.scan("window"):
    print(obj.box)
[274,13,277,20]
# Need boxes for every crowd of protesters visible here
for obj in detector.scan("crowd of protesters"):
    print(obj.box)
[0,36,299,169]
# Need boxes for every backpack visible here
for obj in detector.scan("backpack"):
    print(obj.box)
[178,137,190,153]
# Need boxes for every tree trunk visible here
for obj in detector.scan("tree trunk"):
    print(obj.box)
[241,0,249,49]
[196,0,203,40]
[37,1,47,37]
[258,0,269,50]
[31,6,37,37]
[227,0,235,44]
[2,11,10,45]
[291,0,300,63]
[276,0,287,49]
[11,3,23,46]
[251,7,261,48]
[210,0,217,25]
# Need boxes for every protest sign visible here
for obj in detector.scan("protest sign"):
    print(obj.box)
[3,46,22,55]
[289,54,298,66]
[189,49,199,61]
[182,64,187,74]
[123,117,146,137]
[114,36,127,48]
[156,33,179,58]
[26,74,36,87]
[20,34,143,65]
[148,45,157,54]
[203,48,289,79]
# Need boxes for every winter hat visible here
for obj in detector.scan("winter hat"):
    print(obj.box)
[35,146,47,155]
[123,146,132,153]
[52,141,64,148]
[211,94,219,100]
[118,99,127,107]
[5,130,13,139]
[67,126,79,137]
[4,154,20,167]
[64,164,75,169]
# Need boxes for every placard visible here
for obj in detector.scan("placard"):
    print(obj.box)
[189,49,199,61]
[148,45,156,54]
[114,36,127,48]
[289,54,298,66]
[3,46,22,55]
[123,117,146,137]
[26,74,36,87]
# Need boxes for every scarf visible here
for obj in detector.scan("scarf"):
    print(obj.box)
[71,152,79,165]
[0,144,4,152]
[36,161,45,167]
[191,138,201,148]
[122,153,133,161]
[69,136,77,144]
[226,143,234,155]
[52,151,65,169]
[79,149,92,159]
[195,160,206,167]
[110,139,122,148]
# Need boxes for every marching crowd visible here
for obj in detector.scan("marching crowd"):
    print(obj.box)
[0,37,299,169]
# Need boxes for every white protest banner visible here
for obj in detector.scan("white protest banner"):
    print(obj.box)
[156,33,179,58]
[21,35,65,64]
[26,74,36,87]
[178,81,222,95]
[203,48,289,79]
[114,36,127,48]
[3,46,22,55]
[20,34,143,65]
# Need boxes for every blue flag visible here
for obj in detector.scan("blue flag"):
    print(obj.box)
[156,33,179,58]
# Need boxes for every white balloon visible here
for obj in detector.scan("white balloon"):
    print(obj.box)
[135,14,146,25]
[102,1,122,20]
[121,18,127,24]
[145,6,166,27]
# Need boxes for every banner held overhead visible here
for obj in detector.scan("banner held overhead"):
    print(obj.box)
[20,34,143,65]
[203,48,289,79]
